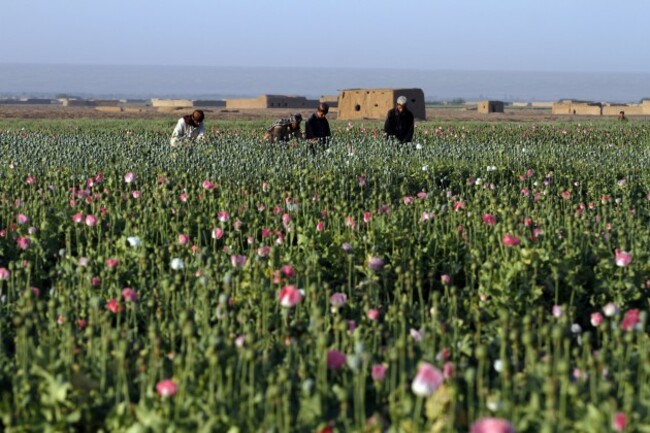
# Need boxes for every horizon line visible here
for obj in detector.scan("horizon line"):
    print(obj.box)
[1,62,649,76]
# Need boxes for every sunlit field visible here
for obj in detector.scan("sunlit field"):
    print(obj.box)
[1,119,649,432]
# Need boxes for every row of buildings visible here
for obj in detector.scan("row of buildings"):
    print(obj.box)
[3,93,649,120]
[551,99,650,116]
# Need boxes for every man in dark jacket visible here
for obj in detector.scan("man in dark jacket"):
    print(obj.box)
[305,103,331,149]
[384,96,414,144]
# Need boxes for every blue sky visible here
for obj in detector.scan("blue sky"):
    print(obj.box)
[2,0,649,73]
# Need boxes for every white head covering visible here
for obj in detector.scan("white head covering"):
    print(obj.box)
[396,96,408,105]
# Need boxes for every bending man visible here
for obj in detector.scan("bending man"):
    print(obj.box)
[170,110,205,146]
[384,96,414,144]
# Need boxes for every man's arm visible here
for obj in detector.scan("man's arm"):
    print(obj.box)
[170,118,186,146]
[195,123,206,140]
[324,119,331,138]
[403,112,414,143]
[305,118,315,140]
[384,110,394,137]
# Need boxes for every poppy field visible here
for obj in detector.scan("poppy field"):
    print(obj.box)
[1,119,650,432]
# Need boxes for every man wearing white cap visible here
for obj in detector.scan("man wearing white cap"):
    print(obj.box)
[384,95,414,144]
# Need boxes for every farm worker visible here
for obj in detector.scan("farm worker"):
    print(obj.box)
[264,113,303,143]
[305,103,332,149]
[170,110,205,146]
[618,111,628,121]
[384,95,414,144]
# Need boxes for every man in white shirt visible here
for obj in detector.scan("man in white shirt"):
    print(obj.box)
[170,110,205,146]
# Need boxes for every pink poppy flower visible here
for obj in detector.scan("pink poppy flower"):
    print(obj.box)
[280,265,295,278]
[26,175,36,184]
[363,211,372,223]
[410,328,423,342]
[621,309,640,331]
[72,212,84,223]
[85,214,98,227]
[217,211,229,222]
[561,190,571,200]
[470,417,515,433]
[231,254,247,268]
[552,305,563,318]
[106,298,123,314]
[420,211,434,223]
[105,258,120,269]
[233,220,243,231]
[178,234,190,245]
[257,246,270,258]
[226,334,244,349]
[443,362,455,379]
[16,237,30,250]
[329,292,347,308]
[341,242,353,253]
[91,276,101,287]
[122,288,138,302]
[16,213,29,225]
[603,302,619,317]
[156,379,178,398]
[202,179,214,190]
[502,234,520,247]
[482,214,496,226]
[211,227,224,240]
[436,348,451,362]
[258,203,266,212]
[371,364,387,381]
[417,191,428,199]
[591,312,603,327]
[440,274,451,285]
[131,190,141,199]
[367,257,385,271]
[344,216,356,229]
[123,172,136,183]
[76,319,88,330]
[358,176,366,186]
[0,268,10,280]
[403,196,415,205]
[411,362,444,397]
[57,316,65,325]
[179,192,188,203]
[367,308,380,321]
[279,285,302,307]
[282,213,291,229]
[316,220,324,232]
[327,350,347,370]
[612,412,627,432]
[615,249,632,267]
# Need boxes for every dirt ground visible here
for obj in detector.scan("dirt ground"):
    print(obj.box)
[0,104,638,123]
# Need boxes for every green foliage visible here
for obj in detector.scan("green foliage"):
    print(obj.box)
[0,121,648,431]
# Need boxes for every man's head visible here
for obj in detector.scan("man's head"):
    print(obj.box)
[191,110,205,126]
[316,103,329,118]
[290,113,303,129]
[396,96,408,112]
